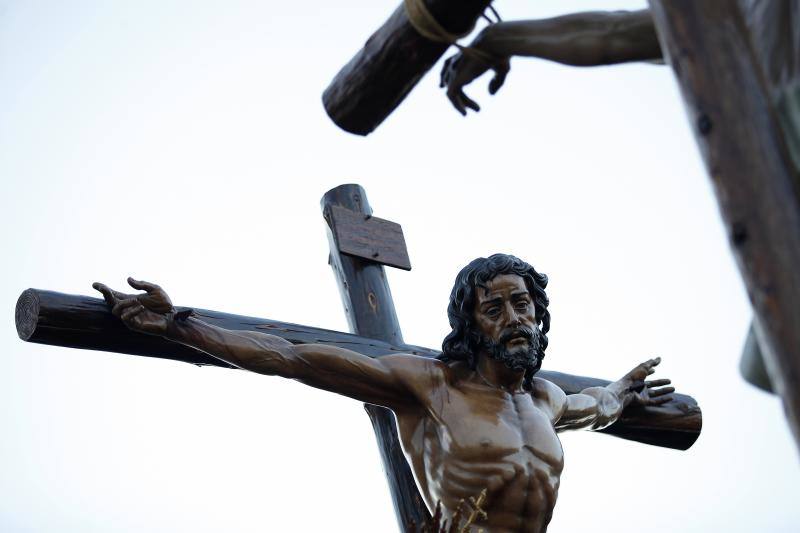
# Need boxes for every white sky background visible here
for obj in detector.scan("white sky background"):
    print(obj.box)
[1,0,798,531]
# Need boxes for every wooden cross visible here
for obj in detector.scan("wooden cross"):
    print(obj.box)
[16,183,702,531]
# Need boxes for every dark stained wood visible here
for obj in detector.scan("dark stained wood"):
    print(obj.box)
[321,183,431,530]
[323,0,493,135]
[16,287,701,451]
[649,0,800,449]
[14,288,435,367]
[330,205,412,271]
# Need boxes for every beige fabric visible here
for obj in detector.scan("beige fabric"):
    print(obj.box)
[403,0,471,43]
[402,0,498,65]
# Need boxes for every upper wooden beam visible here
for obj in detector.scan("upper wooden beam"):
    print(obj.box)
[323,0,493,135]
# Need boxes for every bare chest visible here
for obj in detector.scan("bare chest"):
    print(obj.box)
[434,385,564,466]
[397,384,565,532]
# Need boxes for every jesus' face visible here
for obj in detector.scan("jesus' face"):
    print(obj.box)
[472,274,542,372]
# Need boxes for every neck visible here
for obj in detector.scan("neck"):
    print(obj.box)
[475,351,527,392]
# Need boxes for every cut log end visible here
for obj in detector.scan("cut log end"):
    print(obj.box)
[322,92,373,137]
[16,289,40,341]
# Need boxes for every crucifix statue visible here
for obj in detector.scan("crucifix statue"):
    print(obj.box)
[16,184,701,532]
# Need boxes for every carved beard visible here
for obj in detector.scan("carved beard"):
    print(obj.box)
[479,326,542,374]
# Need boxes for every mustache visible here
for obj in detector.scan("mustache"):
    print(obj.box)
[498,326,536,344]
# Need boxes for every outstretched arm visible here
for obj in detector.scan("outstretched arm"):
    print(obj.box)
[545,358,674,431]
[441,9,662,114]
[476,10,661,67]
[93,278,433,410]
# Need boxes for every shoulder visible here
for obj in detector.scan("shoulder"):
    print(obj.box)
[531,376,568,421]
[531,376,566,400]
[379,354,453,409]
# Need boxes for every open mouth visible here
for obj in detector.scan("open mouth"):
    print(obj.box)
[507,335,528,345]
[497,327,535,347]
[505,330,529,341]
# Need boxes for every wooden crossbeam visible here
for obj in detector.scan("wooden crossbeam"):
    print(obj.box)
[15,288,702,451]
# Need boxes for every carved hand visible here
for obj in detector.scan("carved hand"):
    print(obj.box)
[618,357,675,407]
[93,278,174,336]
[439,40,510,116]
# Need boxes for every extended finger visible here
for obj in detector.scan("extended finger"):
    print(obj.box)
[128,277,161,293]
[649,386,675,397]
[461,91,480,113]
[650,395,674,405]
[646,379,671,388]
[447,89,467,116]
[93,282,116,306]
[644,357,660,371]
[488,69,507,95]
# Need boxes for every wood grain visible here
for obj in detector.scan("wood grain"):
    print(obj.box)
[330,205,412,270]
[650,0,800,450]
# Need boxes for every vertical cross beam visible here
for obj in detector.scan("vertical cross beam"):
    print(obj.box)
[320,184,429,530]
[649,0,800,451]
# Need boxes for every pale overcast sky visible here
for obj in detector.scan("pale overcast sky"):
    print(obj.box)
[1,1,798,532]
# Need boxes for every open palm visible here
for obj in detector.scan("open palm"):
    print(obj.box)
[93,277,173,336]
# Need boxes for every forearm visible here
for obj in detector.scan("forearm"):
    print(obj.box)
[475,10,662,66]
[164,316,292,374]
[164,314,420,407]
[578,386,626,430]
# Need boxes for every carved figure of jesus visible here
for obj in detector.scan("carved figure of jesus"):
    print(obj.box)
[93,254,673,533]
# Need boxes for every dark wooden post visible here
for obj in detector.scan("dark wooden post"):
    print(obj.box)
[649,0,800,450]
[320,184,430,530]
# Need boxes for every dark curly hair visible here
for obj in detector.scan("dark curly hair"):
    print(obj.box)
[439,254,550,388]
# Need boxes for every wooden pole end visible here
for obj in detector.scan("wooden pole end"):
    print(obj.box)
[16,289,40,341]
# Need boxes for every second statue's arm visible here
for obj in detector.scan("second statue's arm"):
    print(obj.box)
[544,357,675,431]
[441,9,663,115]
[93,278,430,410]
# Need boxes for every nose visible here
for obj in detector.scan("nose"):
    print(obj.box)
[504,302,521,327]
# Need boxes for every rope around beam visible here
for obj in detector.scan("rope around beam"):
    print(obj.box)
[403,0,472,43]
[403,0,498,65]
